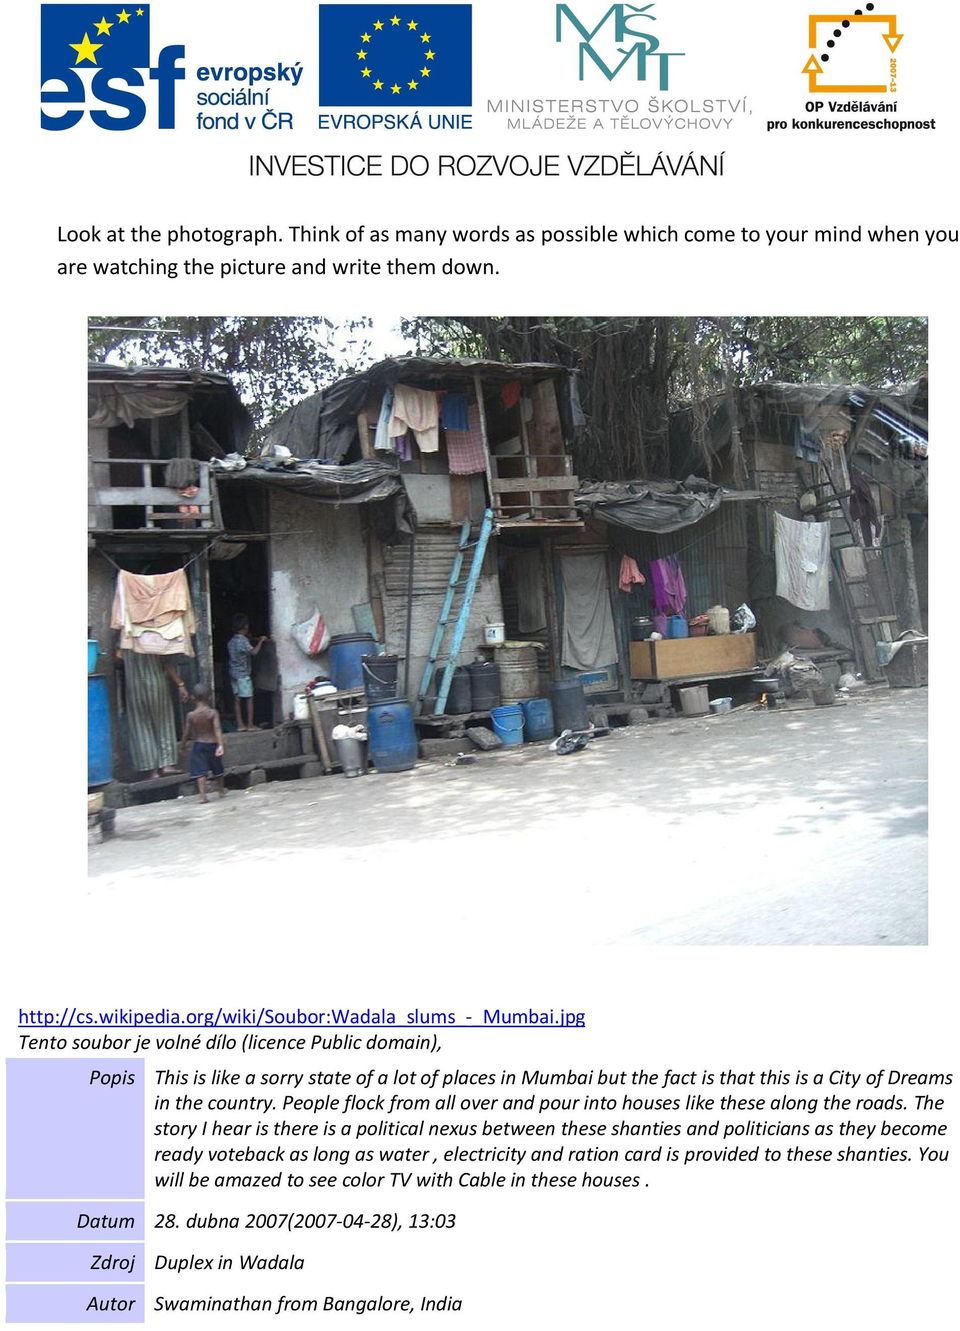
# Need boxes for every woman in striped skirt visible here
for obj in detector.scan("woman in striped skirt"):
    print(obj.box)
[123,651,189,777]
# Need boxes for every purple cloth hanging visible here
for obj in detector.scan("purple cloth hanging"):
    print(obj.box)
[648,556,686,615]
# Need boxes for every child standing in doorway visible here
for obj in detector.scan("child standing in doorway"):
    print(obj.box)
[180,683,225,803]
[227,614,268,731]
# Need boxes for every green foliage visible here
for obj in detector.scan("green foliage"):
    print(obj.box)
[87,316,375,426]
[401,315,927,479]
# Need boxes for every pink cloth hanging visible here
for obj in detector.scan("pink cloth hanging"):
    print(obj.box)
[618,555,646,594]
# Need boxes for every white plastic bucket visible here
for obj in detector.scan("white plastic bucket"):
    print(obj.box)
[293,693,310,721]
[483,622,506,645]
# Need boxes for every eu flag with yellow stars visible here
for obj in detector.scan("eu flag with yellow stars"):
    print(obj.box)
[41,5,151,83]
[319,6,472,106]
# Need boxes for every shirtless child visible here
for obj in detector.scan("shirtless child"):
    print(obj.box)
[180,683,225,803]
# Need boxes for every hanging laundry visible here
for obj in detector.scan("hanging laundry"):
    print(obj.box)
[792,419,822,464]
[774,512,831,611]
[374,386,395,451]
[500,381,522,409]
[560,554,618,672]
[618,554,646,594]
[648,556,686,616]
[440,390,470,432]
[389,383,439,451]
[444,403,487,475]
[112,569,196,656]
[393,432,414,462]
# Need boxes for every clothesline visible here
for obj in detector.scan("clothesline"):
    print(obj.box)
[96,540,217,575]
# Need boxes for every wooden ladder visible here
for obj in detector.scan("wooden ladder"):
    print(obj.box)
[812,456,898,679]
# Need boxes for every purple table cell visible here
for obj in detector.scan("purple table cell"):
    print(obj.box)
[5,1284,144,1323]
[6,1061,144,1200]
[7,1243,143,1282]
[6,1204,145,1241]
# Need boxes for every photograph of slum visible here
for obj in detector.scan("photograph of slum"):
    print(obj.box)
[88,316,928,945]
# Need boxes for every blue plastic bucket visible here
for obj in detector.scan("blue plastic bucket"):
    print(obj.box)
[521,697,554,742]
[88,675,112,786]
[328,633,376,691]
[490,704,524,747]
[367,701,418,773]
[666,615,689,639]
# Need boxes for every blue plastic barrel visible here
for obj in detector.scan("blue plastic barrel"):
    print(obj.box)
[328,633,376,691]
[88,675,112,786]
[666,615,689,639]
[521,697,554,742]
[367,701,418,772]
[490,704,524,747]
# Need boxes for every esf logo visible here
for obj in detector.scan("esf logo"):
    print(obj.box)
[555,3,684,89]
[41,5,184,129]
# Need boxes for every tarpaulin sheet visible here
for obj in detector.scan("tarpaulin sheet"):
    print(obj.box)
[216,459,415,543]
[574,476,723,534]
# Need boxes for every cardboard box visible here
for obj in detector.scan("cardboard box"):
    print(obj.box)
[630,634,757,680]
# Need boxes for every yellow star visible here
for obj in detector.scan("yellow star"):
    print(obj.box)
[356,49,367,59]
[390,15,400,25]
[407,78,418,88]
[116,8,131,21]
[425,49,435,59]
[420,33,430,42]
[360,31,371,42]
[391,82,401,92]
[373,19,384,29]
[361,66,371,77]
[94,16,112,34]
[407,19,417,29]
[420,66,430,76]
[69,32,103,63]
[373,78,384,89]
[136,7,144,14]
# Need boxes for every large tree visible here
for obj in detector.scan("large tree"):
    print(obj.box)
[88,315,374,426]
[401,315,927,479]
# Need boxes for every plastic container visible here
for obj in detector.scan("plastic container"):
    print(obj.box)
[445,666,473,715]
[496,645,539,703]
[550,679,588,735]
[490,704,525,747]
[666,615,689,639]
[87,675,112,786]
[468,660,501,711]
[328,632,376,692]
[87,639,99,674]
[709,696,733,715]
[521,697,554,742]
[293,693,310,721]
[367,701,418,772]
[679,685,710,717]
[483,622,506,645]
[361,654,400,703]
[707,606,731,635]
[630,616,654,641]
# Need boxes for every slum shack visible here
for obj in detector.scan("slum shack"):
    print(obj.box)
[668,379,927,683]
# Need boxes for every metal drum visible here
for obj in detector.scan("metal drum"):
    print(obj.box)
[496,645,539,704]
